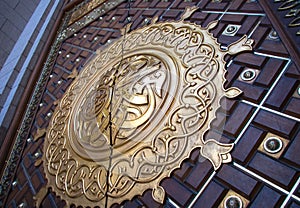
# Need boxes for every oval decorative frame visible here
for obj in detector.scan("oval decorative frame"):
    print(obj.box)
[41,7,253,207]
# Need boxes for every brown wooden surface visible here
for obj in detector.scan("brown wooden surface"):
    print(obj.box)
[1,0,300,207]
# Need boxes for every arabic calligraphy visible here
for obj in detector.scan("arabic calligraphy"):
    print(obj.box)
[41,6,253,207]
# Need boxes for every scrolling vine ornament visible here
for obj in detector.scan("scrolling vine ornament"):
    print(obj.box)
[39,6,253,207]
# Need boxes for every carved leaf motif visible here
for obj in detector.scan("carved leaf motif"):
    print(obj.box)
[180,6,198,21]
[224,87,242,99]
[206,20,219,30]
[34,186,49,207]
[151,16,158,24]
[34,158,43,167]
[200,140,234,170]
[34,128,47,141]
[227,35,254,55]
[152,186,165,204]
[67,68,78,79]
[121,23,132,36]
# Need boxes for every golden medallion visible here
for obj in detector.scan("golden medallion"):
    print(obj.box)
[41,6,253,207]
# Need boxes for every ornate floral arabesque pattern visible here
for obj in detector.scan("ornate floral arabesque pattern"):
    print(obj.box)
[42,7,253,207]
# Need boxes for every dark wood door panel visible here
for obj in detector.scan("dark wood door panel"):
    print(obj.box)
[1,1,299,207]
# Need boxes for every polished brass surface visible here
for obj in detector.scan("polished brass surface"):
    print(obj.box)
[274,0,300,35]
[238,68,260,84]
[258,132,289,159]
[61,0,126,40]
[41,7,253,207]
[68,0,107,25]
[33,128,46,141]
[219,190,249,208]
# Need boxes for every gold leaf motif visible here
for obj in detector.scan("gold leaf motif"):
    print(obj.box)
[200,140,234,170]
[67,68,78,79]
[206,20,219,30]
[227,35,254,55]
[152,186,165,204]
[151,16,159,24]
[33,128,46,141]
[180,6,199,21]
[224,87,242,99]
[34,158,43,167]
[33,186,49,207]
[121,23,132,36]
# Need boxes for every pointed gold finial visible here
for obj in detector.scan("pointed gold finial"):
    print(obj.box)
[34,158,43,167]
[180,6,199,21]
[53,99,60,106]
[152,186,165,204]
[200,140,234,170]
[121,22,132,36]
[67,68,78,79]
[205,20,219,30]
[33,128,47,142]
[227,35,254,55]
[34,186,49,207]
[151,16,159,24]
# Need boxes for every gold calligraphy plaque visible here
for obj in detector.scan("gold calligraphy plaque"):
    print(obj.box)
[41,7,253,207]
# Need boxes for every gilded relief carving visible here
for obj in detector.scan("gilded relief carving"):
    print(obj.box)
[274,0,300,34]
[68,0,107,25]
[40,7,253,207]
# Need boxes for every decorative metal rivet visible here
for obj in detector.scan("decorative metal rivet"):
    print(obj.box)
[74,33,77,37]
[94,37,99,41]
[223,25,241,36]
[227,26,237,34]
[50,74,53,78]
[83,35,87,38]
[47,112,52,117]
[111,16,116,21]
[269,30,279,40]
[107,39,111,44]
[224,195,243,208]
[12,181,18,187]
[144,18,149,23]
[34,152,41,158]
[76,58,80,62]
[263,137,283,154]
[18,202,25,208]
[39,103,43,107]
[57,80,62,85]
[66,54,70,58]
[58,51,62,54]
[27,137,33,143]
[297,86,300,96]
[240,69,256,81]
[127,17,131,21]
[99,16,103,20]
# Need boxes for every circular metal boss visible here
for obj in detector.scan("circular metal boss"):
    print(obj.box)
[240,69,256,81]
[224,195,243,208]
[263,137,283,154]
